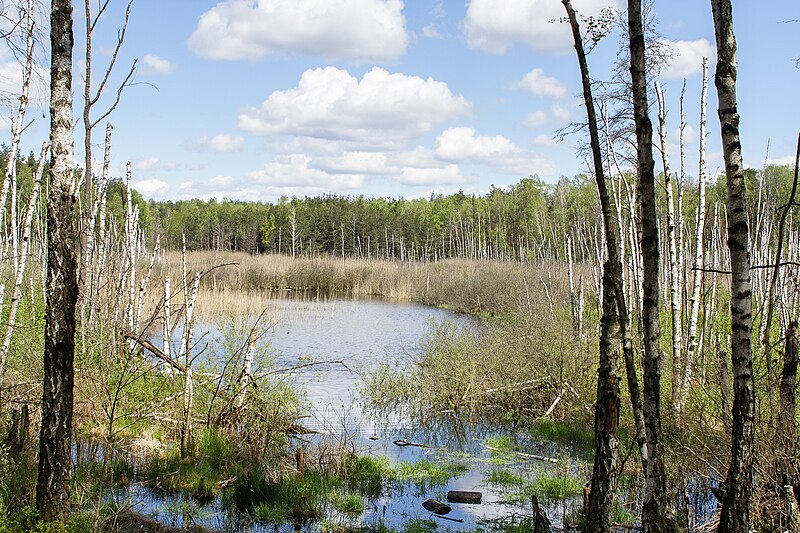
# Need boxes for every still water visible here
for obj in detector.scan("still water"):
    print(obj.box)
[128,292,589,531]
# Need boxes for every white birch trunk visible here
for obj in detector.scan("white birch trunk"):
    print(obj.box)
[682,58,709,409]
[163,276,171,359]
[0,142,47,380]
[655,82,684,413]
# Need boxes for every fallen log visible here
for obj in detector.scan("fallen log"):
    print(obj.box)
[447,490,482,504]
[393,439,430,448]
[422,498,452,515]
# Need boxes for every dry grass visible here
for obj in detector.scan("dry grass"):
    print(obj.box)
[155,251,590,320]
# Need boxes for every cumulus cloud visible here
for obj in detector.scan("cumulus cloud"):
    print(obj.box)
[436,127,516,161]
[133,178,169,198]
[463,0,619,54]
[314,151,389,174]
[185,134,245,153]
[248,154,365,190]
[516,68,567,99]
[140,54,174,75]
[188,0,408,62]
[659,39,714,79]
[238,66,472,145]
[435,127,555,175]
[523,111,549,129]
[397,164,468,186]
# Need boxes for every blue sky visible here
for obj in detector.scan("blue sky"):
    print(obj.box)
[5,0,800,202]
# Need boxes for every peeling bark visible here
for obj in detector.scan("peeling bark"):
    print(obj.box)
[628,1,677,530]
[36,0,77,520]
[711,1,756,531]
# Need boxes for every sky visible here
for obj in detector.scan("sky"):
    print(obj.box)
[2,0,799,202]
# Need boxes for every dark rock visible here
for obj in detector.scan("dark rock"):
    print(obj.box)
[446,490,482,504]
[422,498,452,515]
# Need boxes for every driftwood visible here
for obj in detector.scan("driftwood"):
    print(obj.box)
[422,498,451,515]
[485,446,557,463]
[393,439,430,448]
[447,490,481,504]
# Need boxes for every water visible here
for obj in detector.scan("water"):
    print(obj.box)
[122,293,595,531]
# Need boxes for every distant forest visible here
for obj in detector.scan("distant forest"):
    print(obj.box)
[2,146,795,264]
[144,165,795,264]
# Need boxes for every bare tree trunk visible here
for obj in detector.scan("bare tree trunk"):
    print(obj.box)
[181,271,200,458]
[562,2,644,528]
[163,276,171,359]
[777,320,800,529]
[683,57,710,410]
[0,143,48,382]
[232,328,258,417]
[628,1,676,530]
[711,1,756,531]
[0,0,35,257]
[135,235,160,332]
[36,0,77,519]
[761,133,800,408]
[655,82,684,414]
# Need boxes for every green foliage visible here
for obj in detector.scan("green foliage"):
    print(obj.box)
[0,507,94,533]
[332,492,364,514]
[485,468,526,487]
[531,473,582,501]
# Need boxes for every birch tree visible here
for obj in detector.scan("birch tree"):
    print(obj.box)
[654,81,683,414]
[36,0,77,519]
[682,57,710,410]
[710,0,756,530]
[561,2,633,528]
[628,0,677,530]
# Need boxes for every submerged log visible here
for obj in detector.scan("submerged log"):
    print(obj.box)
[422,498,452,515]
[447,490,482,504]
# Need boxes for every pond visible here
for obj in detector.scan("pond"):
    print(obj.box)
[121,292,598,531]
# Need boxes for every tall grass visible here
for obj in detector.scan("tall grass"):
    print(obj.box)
[162,251,589,319]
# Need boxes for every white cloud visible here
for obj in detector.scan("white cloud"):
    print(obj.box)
[140,54,174,75]
[248,154,365,190]
[133,157,161,171]
[186,134,245,153]
[463,0,619,54]
[132,157,180,173]
[516,68,567,99]
[436,127,517,162]
[435,127,556,175]
[551,101,575,123]
[397,164,468,186]
[239,66,472,145]
[669,124,698,145]
[422,24,442,39]
[188,0,408,62]
[532,134,559,147]
[315,151,389,174]
[133,178,169,197]
[523,110,549,129]
[659,39,714,79]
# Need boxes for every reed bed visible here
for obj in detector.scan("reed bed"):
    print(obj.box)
[158,250,587,319]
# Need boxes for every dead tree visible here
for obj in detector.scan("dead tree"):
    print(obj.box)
[683,57,710,410]
[711,0,756,531]
[36,0,78,520]
[0,142,47,382]
[561,2,638,529]
[628,0,677,530]
[655,82,683,414]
